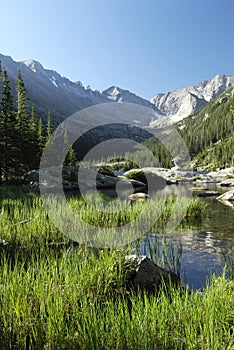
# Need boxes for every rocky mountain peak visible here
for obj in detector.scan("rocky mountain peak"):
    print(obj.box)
[150,74,234,124]
[102,85,162,115]
[1,53,234,127]
[22,60,45,73]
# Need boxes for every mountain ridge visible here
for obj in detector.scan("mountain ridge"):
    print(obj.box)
[0,53,234,126]
[150,74,234,125]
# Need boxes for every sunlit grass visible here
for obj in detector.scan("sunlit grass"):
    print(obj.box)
[0,185,232,349]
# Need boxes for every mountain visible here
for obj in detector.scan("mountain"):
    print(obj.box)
[102,86,162,115]
[0,53,111,124]
[145,87,234,169]
[150,74,234,125]
[1,53,234,128]
[176,87,234,169]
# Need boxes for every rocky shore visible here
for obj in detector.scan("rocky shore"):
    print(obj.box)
[25,166,234,206]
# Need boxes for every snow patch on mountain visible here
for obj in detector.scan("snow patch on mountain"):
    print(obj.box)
[23,60,45,73]
[50,76,58,88]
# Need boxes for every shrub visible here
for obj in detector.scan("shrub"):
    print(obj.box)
[125,170,147,184]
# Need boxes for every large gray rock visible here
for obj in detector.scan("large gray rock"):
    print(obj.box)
[124,167,169,188]
[197,191,220,197]
[216,190,234,207]
[24,170,39,185]
[128,192,149,202]
[218,179,234,187]
[125,255,181,294]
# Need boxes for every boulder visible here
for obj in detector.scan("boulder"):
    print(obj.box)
[124,167,173,187]
[218,179,234,187]
[166,179,178,185]
[207,168,234,182]
[216,190,234,207]
[128,192,149,202]
[24,170,39,185]
[188,187,208,192]
[197,191,220,197]
[125,255,181,294]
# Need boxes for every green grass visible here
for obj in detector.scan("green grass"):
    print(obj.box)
[0,186,233,349]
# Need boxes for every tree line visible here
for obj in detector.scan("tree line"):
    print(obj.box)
[0,63,76,183]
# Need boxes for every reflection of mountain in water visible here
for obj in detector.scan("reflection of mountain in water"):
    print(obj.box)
[138,184,234,290]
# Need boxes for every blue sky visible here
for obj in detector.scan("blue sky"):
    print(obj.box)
[1,0,233,99]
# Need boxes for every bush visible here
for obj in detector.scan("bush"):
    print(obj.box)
[125,170,147,184]
[97,166,117,177]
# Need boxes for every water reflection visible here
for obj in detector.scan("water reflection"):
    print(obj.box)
[99,183,234,289]
[137,184,234,290]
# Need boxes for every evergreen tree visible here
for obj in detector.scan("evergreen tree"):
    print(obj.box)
[37,117,45,159]
[0,61,3,183]
[15,70,30,175]
[30,103,37,133]
[0,68,17,181]
[63,131,77,166]
[66,146,77,167]
[29,104,40,169]
[46,110,52,141]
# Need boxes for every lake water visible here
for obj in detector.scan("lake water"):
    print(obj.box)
[138,184,234,290]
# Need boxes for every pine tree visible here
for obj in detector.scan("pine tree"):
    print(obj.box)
[63,131,77,166]
[66,147,77,167]
[0,61,3,183]
[15,70,30,176]
[0,68,17,181]
[30,103,37,133]
[46,110,52,141]
[230,105,234,116]
[29,104,40,169]
[37,117,45,163]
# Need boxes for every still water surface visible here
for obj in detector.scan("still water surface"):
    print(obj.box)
[139,184,234,290]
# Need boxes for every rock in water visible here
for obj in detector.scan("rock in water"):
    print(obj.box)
[125,255,181,294]
[218,179,234,187]
[197,191,220,197]
[128,193,149,201]
[216,190,234,207]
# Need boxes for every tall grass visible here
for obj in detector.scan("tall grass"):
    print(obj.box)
[0,185,233,349]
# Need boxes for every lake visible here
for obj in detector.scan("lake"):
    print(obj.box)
[137,183,234,290]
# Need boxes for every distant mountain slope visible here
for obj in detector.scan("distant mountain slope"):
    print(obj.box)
[151,74,234,125]
[176,87,234,169]
[145,87,234,169]
[1,53,234,128]
[102,86,162,115]
[0,54,111,124]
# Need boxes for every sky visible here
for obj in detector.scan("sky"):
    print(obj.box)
[1,0,234,99]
